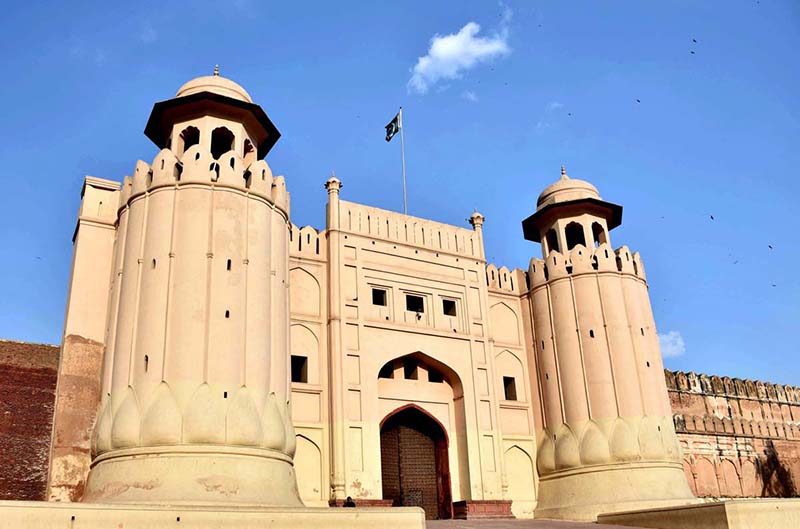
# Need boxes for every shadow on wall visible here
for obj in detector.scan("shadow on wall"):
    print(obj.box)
[758,441,797,498]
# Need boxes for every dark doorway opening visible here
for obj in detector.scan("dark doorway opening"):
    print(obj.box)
[380,406,452,519]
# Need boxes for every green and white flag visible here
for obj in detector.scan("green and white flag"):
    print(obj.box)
[385,110,402,142]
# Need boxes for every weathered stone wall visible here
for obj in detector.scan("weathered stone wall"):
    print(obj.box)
[2,336,800,505]
[0,340,59,500]
[667,370,800,498]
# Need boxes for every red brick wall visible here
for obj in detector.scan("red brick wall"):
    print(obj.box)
[667,370,800,499]
[0,340,59,501]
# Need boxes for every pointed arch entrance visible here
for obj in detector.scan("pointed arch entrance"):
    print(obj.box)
[380,405,452,519]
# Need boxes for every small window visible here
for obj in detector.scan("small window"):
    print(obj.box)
[503,376,518,401]
[546,228,560,253]
[243,139,256,166]
[403,359,418,380]
[442,299,457,317]
[378,363,394,379]
[291,355,308,383]
[179,126,200,154]
[428,369,444,383]
[565,222,586,250]
[406,294,424,313]
[372,288,387,306]
[592,222,607,247]
[211,127,235,159]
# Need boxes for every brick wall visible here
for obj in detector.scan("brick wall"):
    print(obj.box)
[0,340,59,500]
[667,370,800,498]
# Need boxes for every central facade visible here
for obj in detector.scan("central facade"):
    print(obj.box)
[47,74,695,521]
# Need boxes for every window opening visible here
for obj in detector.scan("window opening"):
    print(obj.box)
[592,222,607,247]
[243,139,256,166]
[546,228,560,253]
[565,222,586,250]
[372,288,388,306]
[179,126,200,154]
[403,359,418,380]
[210,127,235,159]
[406,294,424,313]
[291,355,308,383]
[442,299,457,317]
[428,369,444,383]
[503,376,518,401]
[378,362,394,379]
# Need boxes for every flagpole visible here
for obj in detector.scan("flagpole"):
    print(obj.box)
[399,106,407,215]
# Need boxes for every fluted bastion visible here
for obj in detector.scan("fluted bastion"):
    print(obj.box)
[521,167,694,520]
[81,78,302,506]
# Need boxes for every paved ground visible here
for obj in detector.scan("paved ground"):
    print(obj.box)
[427,519,644,529]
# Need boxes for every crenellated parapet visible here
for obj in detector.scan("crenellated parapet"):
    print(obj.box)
[666,369,800,404]
[117,147,290,219]
[528,243,646,288]
[339,200,481,258]
[485,263,527,294]
[290,223,326,259]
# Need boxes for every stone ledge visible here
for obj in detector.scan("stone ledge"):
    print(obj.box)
[597,498,800,529]
[328,499,394,508]
[453,500,514,519]
[0,500,425,529]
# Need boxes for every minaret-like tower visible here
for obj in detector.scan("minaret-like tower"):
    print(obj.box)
[82,71,302,506]
[521,167,693,520]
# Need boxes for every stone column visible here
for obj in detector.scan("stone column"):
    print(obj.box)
[324,175,347,502]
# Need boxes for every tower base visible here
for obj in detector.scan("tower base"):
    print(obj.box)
[534,461,696,521]
[0,501,425,529]
[82,446,303,506]
[598,498,800,529]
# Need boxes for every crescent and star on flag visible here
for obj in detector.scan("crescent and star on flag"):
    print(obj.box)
[384,107,407,214]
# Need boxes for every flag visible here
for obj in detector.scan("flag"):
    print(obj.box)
[385,110,402,142]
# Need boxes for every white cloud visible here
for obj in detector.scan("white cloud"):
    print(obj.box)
[535,101,564,133]
[658,331,686,358]
[407,10,511,95]
[462,90,479,102]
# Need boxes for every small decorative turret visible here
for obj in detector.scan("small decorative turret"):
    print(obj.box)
[521,166,622,257]
[144,70,280,164]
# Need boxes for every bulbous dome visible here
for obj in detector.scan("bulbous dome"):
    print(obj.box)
[176,74,252,103]
[536,166,600,209]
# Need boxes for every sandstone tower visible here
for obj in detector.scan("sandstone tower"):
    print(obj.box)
[80,72,303,505]
[522,167,694,519]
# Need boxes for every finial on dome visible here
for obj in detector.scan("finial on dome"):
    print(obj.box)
[560,164,569,180]
[325,171,342,192]
[468,209,485,229]
[213,64,219,77]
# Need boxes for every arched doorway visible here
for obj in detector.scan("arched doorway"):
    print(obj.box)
[380,406,452,519]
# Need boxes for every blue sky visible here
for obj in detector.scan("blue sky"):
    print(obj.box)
[0,1,797,384]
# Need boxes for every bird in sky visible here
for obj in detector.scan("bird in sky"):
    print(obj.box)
[710,214,715,220]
